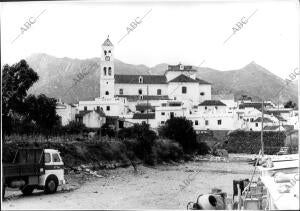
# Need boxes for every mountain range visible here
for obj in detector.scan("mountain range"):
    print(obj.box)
[24,53,298,104]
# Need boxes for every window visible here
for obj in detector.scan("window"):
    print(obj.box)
[119,89,123,95]
[161,121,165,124]
[195,120,199,125]
[205,106,207,110]
[180,64,184,70]
[162,103,167,107]
[157,89,162,95]
[104,50,107,55]
[84,106,87,111]
[161,112,165,116]
[103,67,107,75]
[108,50,111,54]
[215,106,218,110]
[97,106,100,110]
[108,67,112,75]
[52,153,61,162]
[44,153,51,163]
[139,76,143,84]
[138,89,143,95]
[105,91,109,95]
[139,95,143,100]
[106,106,110,111]
[182,86,187,94]
[205,120,209,126]
[200,92,205,96]
[218,120,222,125]
[250,118,254,122]
[255,123,258,127]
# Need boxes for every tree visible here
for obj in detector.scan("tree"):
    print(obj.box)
[159,117,197,154]
[284,100,297,109]
[118,123,157,165]
[23,94,60,132]
[2,60,39,134]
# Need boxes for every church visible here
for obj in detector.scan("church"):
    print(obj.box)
[76,37,212,127]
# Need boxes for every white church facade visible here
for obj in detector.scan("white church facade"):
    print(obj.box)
[76,37,213,125]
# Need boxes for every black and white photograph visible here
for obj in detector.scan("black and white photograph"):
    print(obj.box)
[1,0,299,210]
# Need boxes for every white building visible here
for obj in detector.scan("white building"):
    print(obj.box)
[55,100,77,126]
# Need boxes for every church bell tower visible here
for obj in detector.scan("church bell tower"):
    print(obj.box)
[100,36,115,99]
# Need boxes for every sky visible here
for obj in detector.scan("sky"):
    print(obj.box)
[1,0,299,79]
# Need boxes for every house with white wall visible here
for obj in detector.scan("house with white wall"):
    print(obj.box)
[56,100,77,126]
[75,109,106,128]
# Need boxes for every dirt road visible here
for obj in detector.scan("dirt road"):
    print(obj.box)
[2,160,257,210]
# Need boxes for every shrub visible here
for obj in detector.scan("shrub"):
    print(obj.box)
[152,139,184,162]
[159,117,197,154]
[118,123,157,165]
[224,130,286,154]
[63,121,86,134]
[99,123,116,137]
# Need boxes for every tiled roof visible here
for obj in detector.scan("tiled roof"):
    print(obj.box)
[264,125,280,130]
[102,38,113,46]
[282,125,294,131]
[166,64,197,72]
[75,109,106,118]
[274,115,286,122]
[136,104,155,111]
[195,77,211,85]
[263,125,293,131]
[132,113,155,119]
[264,110,291,115]
[116,95,169,101]
[239,102,273,109]
[115,74,167,84]
[253,117,273,123]
[199,100,226,106]
[169,74,199,83]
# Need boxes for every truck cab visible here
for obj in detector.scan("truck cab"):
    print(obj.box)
[3,148,65,197]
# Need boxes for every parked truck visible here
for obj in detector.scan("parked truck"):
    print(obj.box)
[2,148,65,198]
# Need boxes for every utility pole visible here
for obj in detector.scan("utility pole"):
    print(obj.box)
[261,101,264,156]
[147,84,149,125]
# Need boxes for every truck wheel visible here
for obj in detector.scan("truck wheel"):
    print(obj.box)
[44,175,58,194]
[21,185,34,196]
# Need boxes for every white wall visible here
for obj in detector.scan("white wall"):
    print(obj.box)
[82,111,106,128]
[187,112,240,131]
[168,82,200,106]
[155,106,188,126]
[199,85,212,103]
[78,98,126,116]
[56,104,76,126]
[114,83,168,96]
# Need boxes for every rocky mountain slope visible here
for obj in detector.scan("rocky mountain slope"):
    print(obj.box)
[23,53,298,104]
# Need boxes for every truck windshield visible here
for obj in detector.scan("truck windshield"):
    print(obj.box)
[44,153,51,163]
[52,153,61,162]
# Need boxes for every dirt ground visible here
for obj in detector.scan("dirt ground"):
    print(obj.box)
[2,155,258,210]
